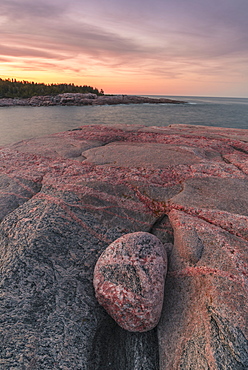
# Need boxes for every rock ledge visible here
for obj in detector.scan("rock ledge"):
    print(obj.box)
[0,93,185,107]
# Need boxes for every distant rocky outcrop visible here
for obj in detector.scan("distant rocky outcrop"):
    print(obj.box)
[0,93,185,107]
[1,124,248,369]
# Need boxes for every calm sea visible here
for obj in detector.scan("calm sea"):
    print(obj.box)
[0,95,248,146]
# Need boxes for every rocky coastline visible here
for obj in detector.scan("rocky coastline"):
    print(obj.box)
[0,93,185,107]
[1,123,247,369]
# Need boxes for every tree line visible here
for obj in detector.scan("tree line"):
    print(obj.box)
[0,78,104,98]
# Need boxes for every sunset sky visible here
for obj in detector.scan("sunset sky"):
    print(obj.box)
[1,0,248,97]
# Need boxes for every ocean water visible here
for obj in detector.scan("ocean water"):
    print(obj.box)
[0,95,248,146]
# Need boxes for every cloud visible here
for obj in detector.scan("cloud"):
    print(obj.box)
[1,0,68,19]
[0,0,248,87]
[0,43,67,60]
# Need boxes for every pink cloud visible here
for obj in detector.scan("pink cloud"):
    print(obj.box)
[1,0,248,96]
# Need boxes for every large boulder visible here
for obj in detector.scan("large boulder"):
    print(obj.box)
[93,232,168,332]
[0,124,247,369]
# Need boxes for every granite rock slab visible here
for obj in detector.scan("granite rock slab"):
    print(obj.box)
[0,124,248,369]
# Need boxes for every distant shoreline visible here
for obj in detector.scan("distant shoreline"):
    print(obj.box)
[0,93,186,107]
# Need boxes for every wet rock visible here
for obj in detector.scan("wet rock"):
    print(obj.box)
[93,232,168,332]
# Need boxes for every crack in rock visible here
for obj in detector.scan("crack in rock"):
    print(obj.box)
[0,174,42,221]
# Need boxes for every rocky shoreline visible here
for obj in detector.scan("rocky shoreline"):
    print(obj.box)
[0,93,185,107]
[1,124,247,369]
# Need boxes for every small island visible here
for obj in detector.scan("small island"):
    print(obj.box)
[0,78,185,106]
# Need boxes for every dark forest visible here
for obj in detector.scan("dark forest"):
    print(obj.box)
[0,78,104,98]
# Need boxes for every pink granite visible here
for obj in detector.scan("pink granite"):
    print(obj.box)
[93,232,168,332]
[1,123,248,369]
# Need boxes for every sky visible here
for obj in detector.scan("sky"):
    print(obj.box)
[1,0,248,97]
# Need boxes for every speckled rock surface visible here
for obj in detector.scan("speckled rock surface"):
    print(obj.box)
[1,123,248,369]
[93,232,168,332]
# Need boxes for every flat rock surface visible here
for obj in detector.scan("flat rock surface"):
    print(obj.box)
[93,232,168,332]
[0,123,248,369]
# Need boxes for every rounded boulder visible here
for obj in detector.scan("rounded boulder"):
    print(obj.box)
[93,232,167,332]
